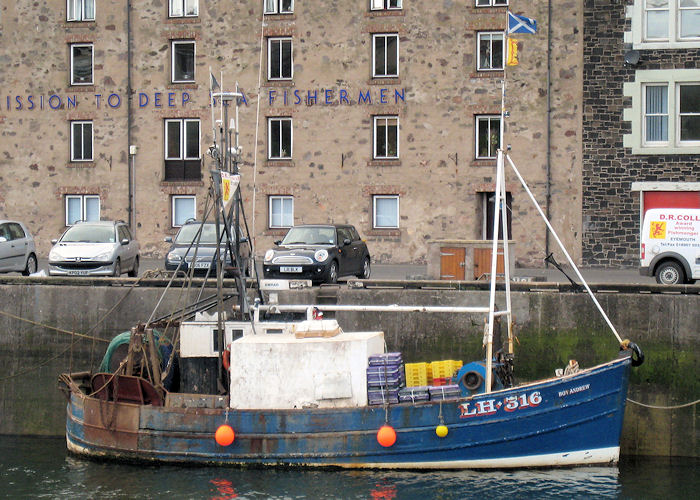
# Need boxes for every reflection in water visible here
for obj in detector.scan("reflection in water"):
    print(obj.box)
[1,436,697,499]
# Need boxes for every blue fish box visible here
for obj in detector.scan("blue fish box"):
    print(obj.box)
[428,384,461,401]
[398,386,430,403]
[368,388,400,405]
[368,352,403,366]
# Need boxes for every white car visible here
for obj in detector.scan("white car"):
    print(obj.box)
[0,220,38,275]
[48,220,140,277]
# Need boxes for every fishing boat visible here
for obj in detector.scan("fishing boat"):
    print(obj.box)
[58,81,644,469]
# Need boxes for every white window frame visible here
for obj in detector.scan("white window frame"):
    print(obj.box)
[164,118,201,160]
[678,82,700,145]
[372,33,399,78]
[268,37,293,80]
[373,195,400,229]
[477,32,505,71]
[475,0,509,6]
[269,195,294,229]
[475,115,502,159]
[71,121,93,162]
[171,40,196,83]
[643,83,669,146]
[67,0,95,21]
[172,195,196,227]
[65,195,100,226]
[631,0,700,48]
[373,115,399,159]
[70,43,94,85]
[265,0,294,14]
[268,117,293,159]
[169,0,198,18]
[371,0,402,10]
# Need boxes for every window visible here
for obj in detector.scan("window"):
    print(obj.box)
[644,84,669,143]
[70,43,93,85]
[482,192,513,240]
[475,115,501,159]
[71,121,93,161]
[679,83,700,142]
[477,32,504,71]
[371,0,402,10]
[172,196,196,227]
[169,0,198,17]
[164,119,201,180]
[373,195,399,229]
[476,0,508,6]
[643,0,700,42]
[373,34,399,78]
[374,116,399,159]
[268,38,293,80]
[265,0,293,14]
[268,117,293,159]
[172,41,195,83]
[67,0,95,21]
[65,195,100,225]
[269,196,294,228]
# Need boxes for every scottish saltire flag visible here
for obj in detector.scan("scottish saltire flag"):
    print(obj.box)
[508,12,537,34]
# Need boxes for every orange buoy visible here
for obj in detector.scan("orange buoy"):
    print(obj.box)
[377,424,397,447]
[215,424,235,446]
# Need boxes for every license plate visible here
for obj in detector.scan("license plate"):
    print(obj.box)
[194,262,211,269]
[68,270,89,275]
[280,266,302,273]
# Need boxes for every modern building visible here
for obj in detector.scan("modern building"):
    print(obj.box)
[2,1,588,272]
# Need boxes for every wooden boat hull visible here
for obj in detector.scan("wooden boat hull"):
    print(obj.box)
[65,357,631,469]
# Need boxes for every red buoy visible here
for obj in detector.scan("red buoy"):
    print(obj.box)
[215,424,235,446]
[377,424,397,447]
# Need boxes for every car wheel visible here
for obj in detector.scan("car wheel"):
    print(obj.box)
[327,261,338,284]
[655,261,685,285]
[356,257,371,279]
[113,259,121,277]
[128,256,139,277]
[22,254,38,276]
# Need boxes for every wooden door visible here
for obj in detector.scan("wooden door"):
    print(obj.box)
[440,247,465,280]
[473,247,505,280]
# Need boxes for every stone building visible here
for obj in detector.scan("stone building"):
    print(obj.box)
[0,1,585,272]
[582,1,700,267]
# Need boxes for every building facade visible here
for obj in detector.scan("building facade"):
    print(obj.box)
[0,1,584,268]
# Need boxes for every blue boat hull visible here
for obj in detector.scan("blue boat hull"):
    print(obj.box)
[65,357,631,468]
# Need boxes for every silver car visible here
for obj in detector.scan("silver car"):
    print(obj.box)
[48,220,140,277]
[0,220,38,275]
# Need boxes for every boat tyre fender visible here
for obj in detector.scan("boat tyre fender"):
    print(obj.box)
[222,345,231,371]
[629,341,644,367]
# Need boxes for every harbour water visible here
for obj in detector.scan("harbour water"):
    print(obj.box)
[1,436,696,499]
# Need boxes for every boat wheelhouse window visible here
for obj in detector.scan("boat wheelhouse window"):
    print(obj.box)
[171,41,195,82]
[372,33,399,78]
[67,0,95,21]
[265,0,293,14]
[65,195,100,226]
[70,121,93,162]
[477,32,504,71]
[70,43,93,85]
[373,195,399,229]
[164,119,201,181]
[172,195,196,227]
[371,0,402,10]
[268,117,293,159]
[373,115,399,159]
[482,191,513,240]
[268,38,293,80]
[643,84,669,144]
[476,0,508,6]
[475,115,501,159]
[269,195,294,228]
[679,83,700,142]
[169,0,198,18]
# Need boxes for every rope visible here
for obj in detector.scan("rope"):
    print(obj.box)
[627,398,700,410]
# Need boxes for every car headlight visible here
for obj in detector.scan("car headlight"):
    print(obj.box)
[264,249,275,262]
[95,251,113,262]
[48,249,61,261]
[314,249,329,262]
[167,251,182,262]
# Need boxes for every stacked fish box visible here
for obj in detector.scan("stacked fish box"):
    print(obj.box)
[398,385,430,403]
[367,352,404,405]
[428,384,462,401]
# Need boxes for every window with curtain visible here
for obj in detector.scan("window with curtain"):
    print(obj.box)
[65,195,100,225]
[644,84,669,143]
[269,196,294,228]
[172,196,196,227]
[373,195,399,228]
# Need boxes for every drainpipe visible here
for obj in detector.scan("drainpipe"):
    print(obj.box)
[127,0,134,230]
[545,0,552,265]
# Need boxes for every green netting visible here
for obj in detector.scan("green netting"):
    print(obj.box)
[98,329,168,373]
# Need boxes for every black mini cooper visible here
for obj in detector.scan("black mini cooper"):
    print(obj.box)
[263,224,371,284]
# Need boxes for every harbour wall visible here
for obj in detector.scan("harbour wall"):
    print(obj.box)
[0,278,697,458]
